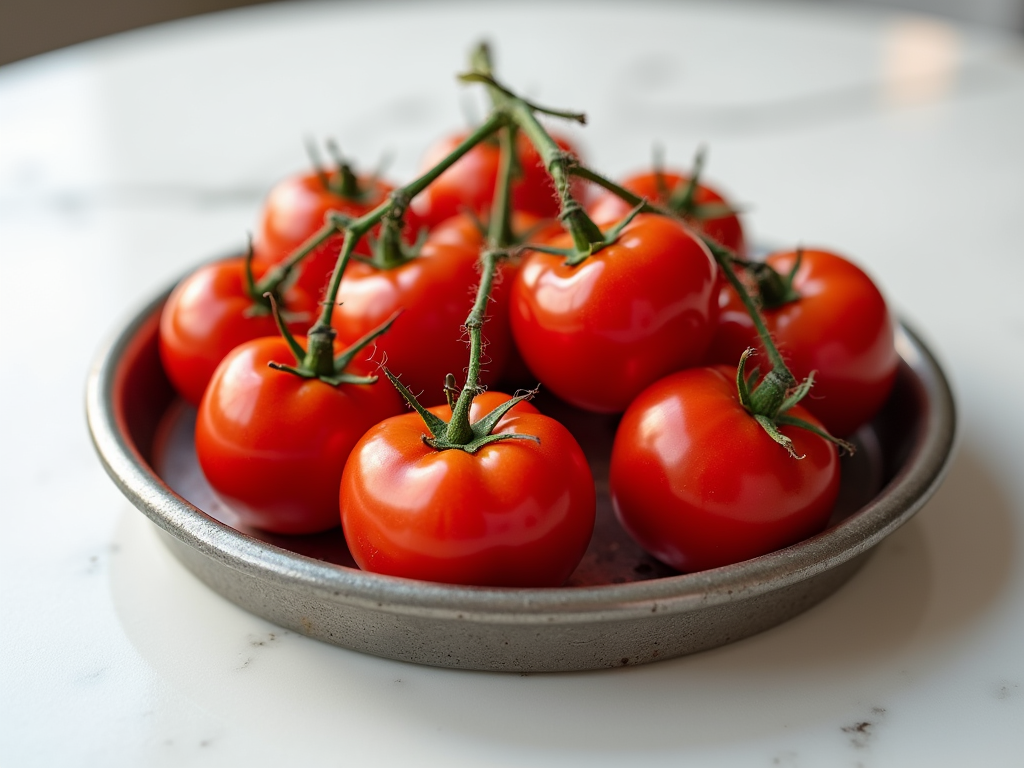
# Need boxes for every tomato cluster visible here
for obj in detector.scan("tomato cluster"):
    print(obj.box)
[156,50,898,588]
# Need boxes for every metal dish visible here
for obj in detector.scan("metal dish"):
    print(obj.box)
[86,277,956,672]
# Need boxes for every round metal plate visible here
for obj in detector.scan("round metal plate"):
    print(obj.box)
[87,278,956,672]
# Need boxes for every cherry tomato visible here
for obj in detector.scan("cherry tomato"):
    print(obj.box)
[426,210,563,252]
[195,336,402,534]
[610,366,841,573]
[330,236,515,404]
[410,130,585,228]
[158,257,316,406]
[510,214,719,413]
[340,392,595,587]
[251,171,424,298]
[709,249,898,437]
[588,170,745,255]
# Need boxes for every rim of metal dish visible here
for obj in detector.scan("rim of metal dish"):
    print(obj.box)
[86,282,957,625]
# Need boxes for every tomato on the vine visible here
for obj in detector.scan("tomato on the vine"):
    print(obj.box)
[159,257,316,406]
[340,391,595,587]
[251,170,424,298]
[410,130,584,228]
[709,248,897,437]
[588,170,745,255]
[329,236,515,404]
[610,365,841,573]
[510,213,719,413]
[195,335,402,535]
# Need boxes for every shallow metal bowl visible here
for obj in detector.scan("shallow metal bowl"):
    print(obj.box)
[86,279,956,672]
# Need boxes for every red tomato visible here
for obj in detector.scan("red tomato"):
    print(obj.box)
[251,171,424,298]
[158,257,316,406]
[426,210,563,251]
[330,237,515,404]
[588,170,745,255]
[709,249,898,437]
[341,392,595,587]
[510,214,719,413]
[410,130,585,228]
[610,366,841,573]
[195,336,402,534]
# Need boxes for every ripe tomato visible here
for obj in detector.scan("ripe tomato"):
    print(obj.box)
[195,336,402,534]
[410,130,585,228]
[158,257,316,406]
[510,214,719,413]
[251,170,424,298]
[709,249,898,437]
[340,392,595,587]
[610,366,841,573]
[330,236,515,404]
[426,210,563,251]
[588,170,745,255]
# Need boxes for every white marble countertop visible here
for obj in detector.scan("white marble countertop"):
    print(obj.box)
[2,1,1023,765]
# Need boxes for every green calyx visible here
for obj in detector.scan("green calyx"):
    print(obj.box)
[527,200,646,267]
[362,191,429,270]
[264,290,397,387]
[385,368,539,454]
[655,145,744,224]
[384,246,541,454]
[306,138,374,202]
[701,233,853,459]
[735,349,854,459]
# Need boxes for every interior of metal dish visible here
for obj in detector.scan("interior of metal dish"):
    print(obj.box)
[86,283,956,669]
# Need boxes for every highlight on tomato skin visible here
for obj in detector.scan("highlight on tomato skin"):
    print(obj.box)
[707,248,898,437]
[609,366,841,574]
[509,213,719,414]
[194,336,403,536]
[340,393,596,588]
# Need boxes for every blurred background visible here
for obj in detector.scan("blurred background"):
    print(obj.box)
[2,0,1023,67]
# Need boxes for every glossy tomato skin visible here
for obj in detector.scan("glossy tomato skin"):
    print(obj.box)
[330,237,514,404]
[610,366,840,573]
[195,336,403,535]
[341,393,595,587]
[410,131,584,228]
[251,171,425,298]
[709,249,898,437]
[510,214,719,413]
[158,257,316,406]
[588,171,745,255]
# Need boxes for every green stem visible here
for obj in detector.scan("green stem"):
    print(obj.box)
[506,99,603,252]
[487,124,517,249]
[444,249,497,445]
[287,113,507,380]
[700,237,796,416]
[567,165,671,216]
[255,213,350,298]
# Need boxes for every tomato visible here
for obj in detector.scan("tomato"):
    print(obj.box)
[410,130,585,228]
[158,257,316,406]
[708,249,898,437]
[340,392,595,587]
[426,210,563,251]
[195,336,402,534]
[330,236,515,404]
[588,170,745,255]
[509,214,719,413]
[251,170,424,298]
[610,366,840,573]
